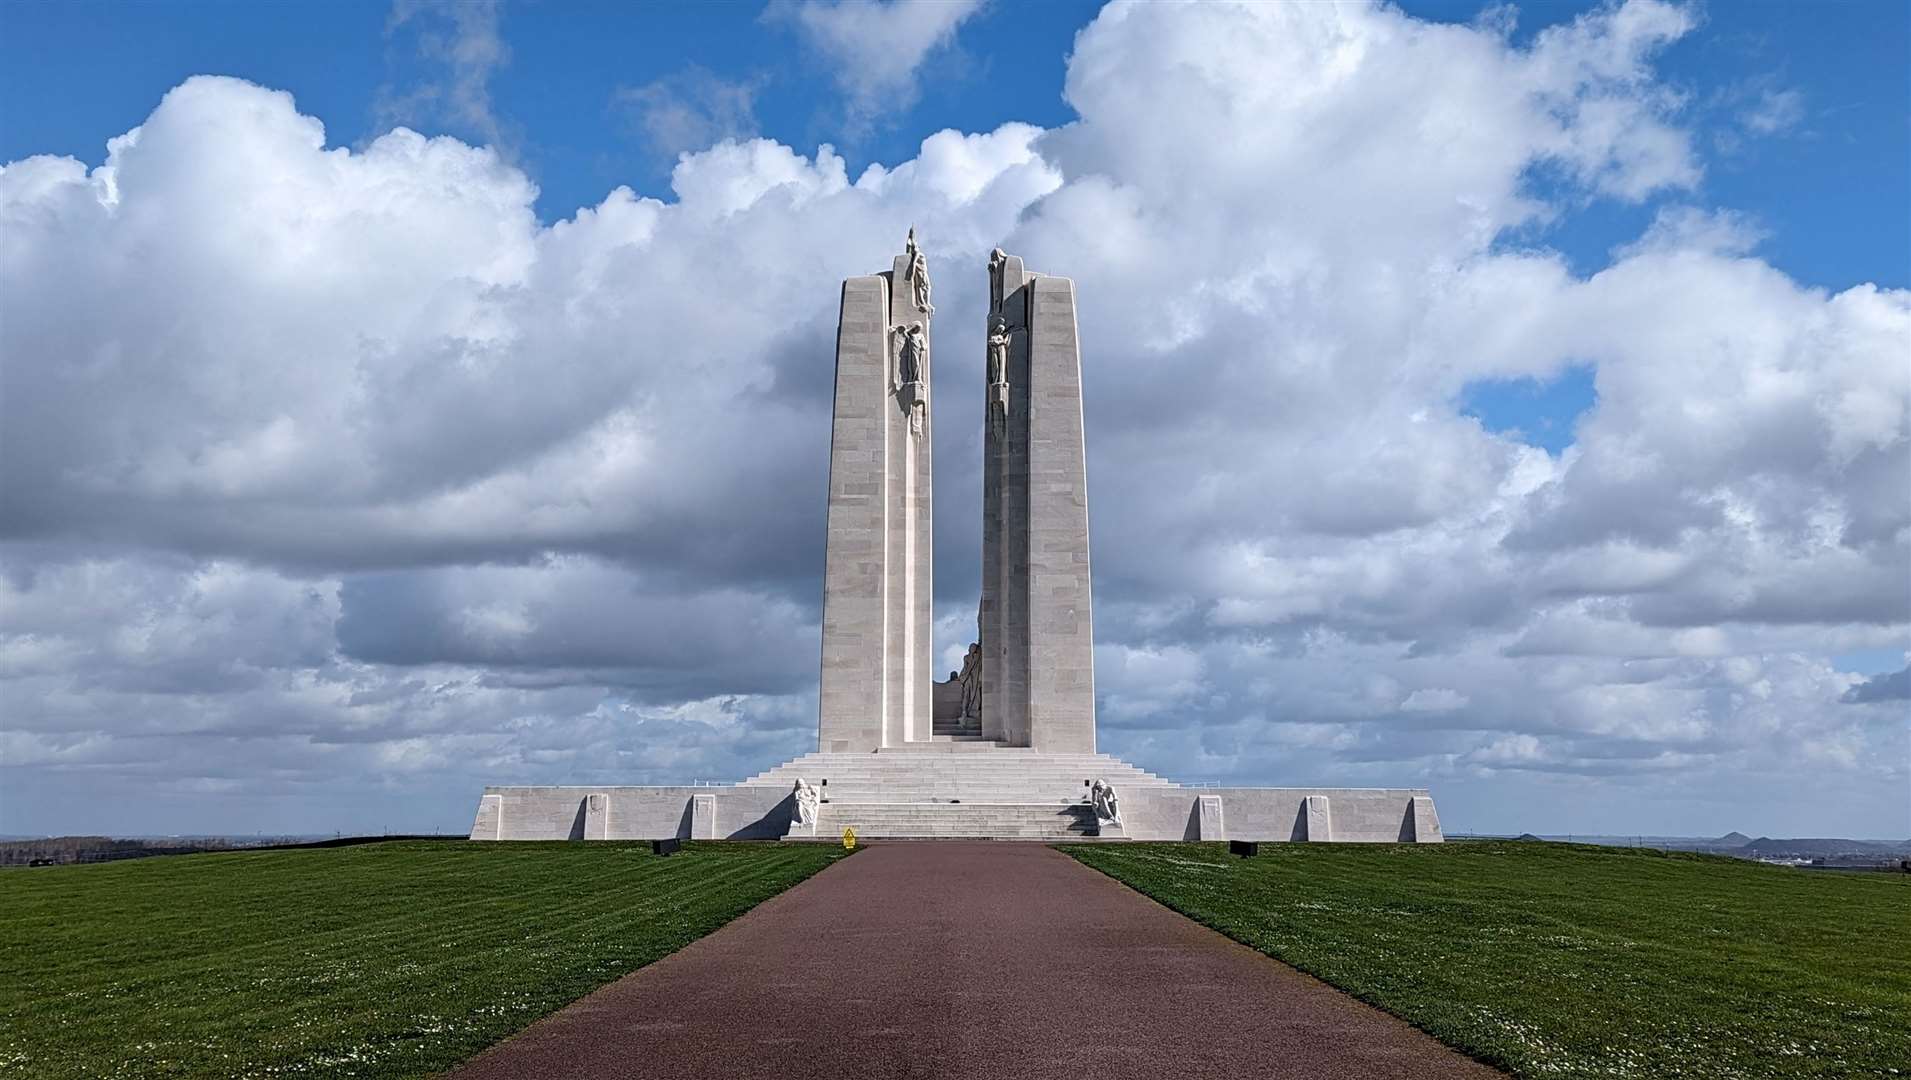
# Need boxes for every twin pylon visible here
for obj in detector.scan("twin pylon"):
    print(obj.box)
[817,233,1096,753]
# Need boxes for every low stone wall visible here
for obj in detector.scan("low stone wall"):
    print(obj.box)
[472,785,796,841]
[470,785,1441,843]
[1115,787,1441,843]
[931,677,964,721]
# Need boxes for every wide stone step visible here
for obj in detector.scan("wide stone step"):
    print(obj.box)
[777,776,1169,783]
[759,752,1150,764]
[816,750,1112,756]
[745,777,1172,792]
[739,751,1176,793]
[771,759,1160,768]
[811,786,1101,793]
[749,758,1167,773]
[816,802,1097,839]
[815,795,1091,803]
[759,768,1163,777]
[749,783,1170,797]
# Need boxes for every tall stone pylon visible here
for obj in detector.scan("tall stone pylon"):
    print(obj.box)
[817,231,936,751]
[980,250,1096,752]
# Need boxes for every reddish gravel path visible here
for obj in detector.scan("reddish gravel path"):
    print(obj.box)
[448,842,1502,1079]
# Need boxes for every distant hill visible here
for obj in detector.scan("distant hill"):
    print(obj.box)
[1528,834,1911,860]
[1534,834,1747,850]
[1738,837,1911,858]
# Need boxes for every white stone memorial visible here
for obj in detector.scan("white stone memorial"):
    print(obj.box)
[470,234,1445,843]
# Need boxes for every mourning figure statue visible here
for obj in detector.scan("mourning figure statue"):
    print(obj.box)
[957,642,982,720]
[792,778,820,827]
[893,321,927,387]
[893,321,925,386]
[1089,778,1121,827]
[892,321,928,436]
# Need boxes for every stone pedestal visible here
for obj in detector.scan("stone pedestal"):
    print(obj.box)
[583,792,609,840]
[470,794,503,841]
[1303,795,1334,842]
[1408,795,1441,843]
[691,794,717,840]
[1197,795,1226,840]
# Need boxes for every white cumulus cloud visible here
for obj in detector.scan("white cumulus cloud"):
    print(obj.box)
[1,0,1905,838]
[765,0,987,132]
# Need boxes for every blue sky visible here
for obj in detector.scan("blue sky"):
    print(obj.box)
[1,0,1906,838]
[3,0,1094,215]
[6,0,1904,479]
[6,0,1905,289]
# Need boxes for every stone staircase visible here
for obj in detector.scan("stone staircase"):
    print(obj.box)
[932,713,982,739]
[817,801,1096,839]
[743,746,1176,838]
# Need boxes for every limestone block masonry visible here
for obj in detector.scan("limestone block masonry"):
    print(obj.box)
[981,260,1096,752]
[469,235,1447,842]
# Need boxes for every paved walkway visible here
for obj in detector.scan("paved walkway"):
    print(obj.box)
[449,842,1502,1079]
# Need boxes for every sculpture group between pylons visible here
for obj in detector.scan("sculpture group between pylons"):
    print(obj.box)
[469,232,1445,843]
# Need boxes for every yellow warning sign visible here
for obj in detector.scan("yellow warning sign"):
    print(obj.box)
[842,826,857,850]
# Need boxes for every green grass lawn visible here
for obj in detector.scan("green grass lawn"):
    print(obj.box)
[0,840,847,1079]
[1067,840,1910,1080]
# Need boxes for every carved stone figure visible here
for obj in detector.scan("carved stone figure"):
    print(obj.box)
[905,226,934,315]
[1089,778,1121,826]
[893,321,926,388]
[957,642,982,720]
[987,247,1007,313]
[793,778,820,827]
[986,316,1011,386]
[891,321,928,437]
[986,316,1014,437]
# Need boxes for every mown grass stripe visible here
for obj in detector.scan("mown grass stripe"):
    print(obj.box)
[1065,841,1910,1080]
[0,840,847,1079]
[8,843,795,1001]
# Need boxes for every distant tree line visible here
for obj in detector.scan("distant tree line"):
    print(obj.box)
[0,836,239,867]
[2,834,461,867]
